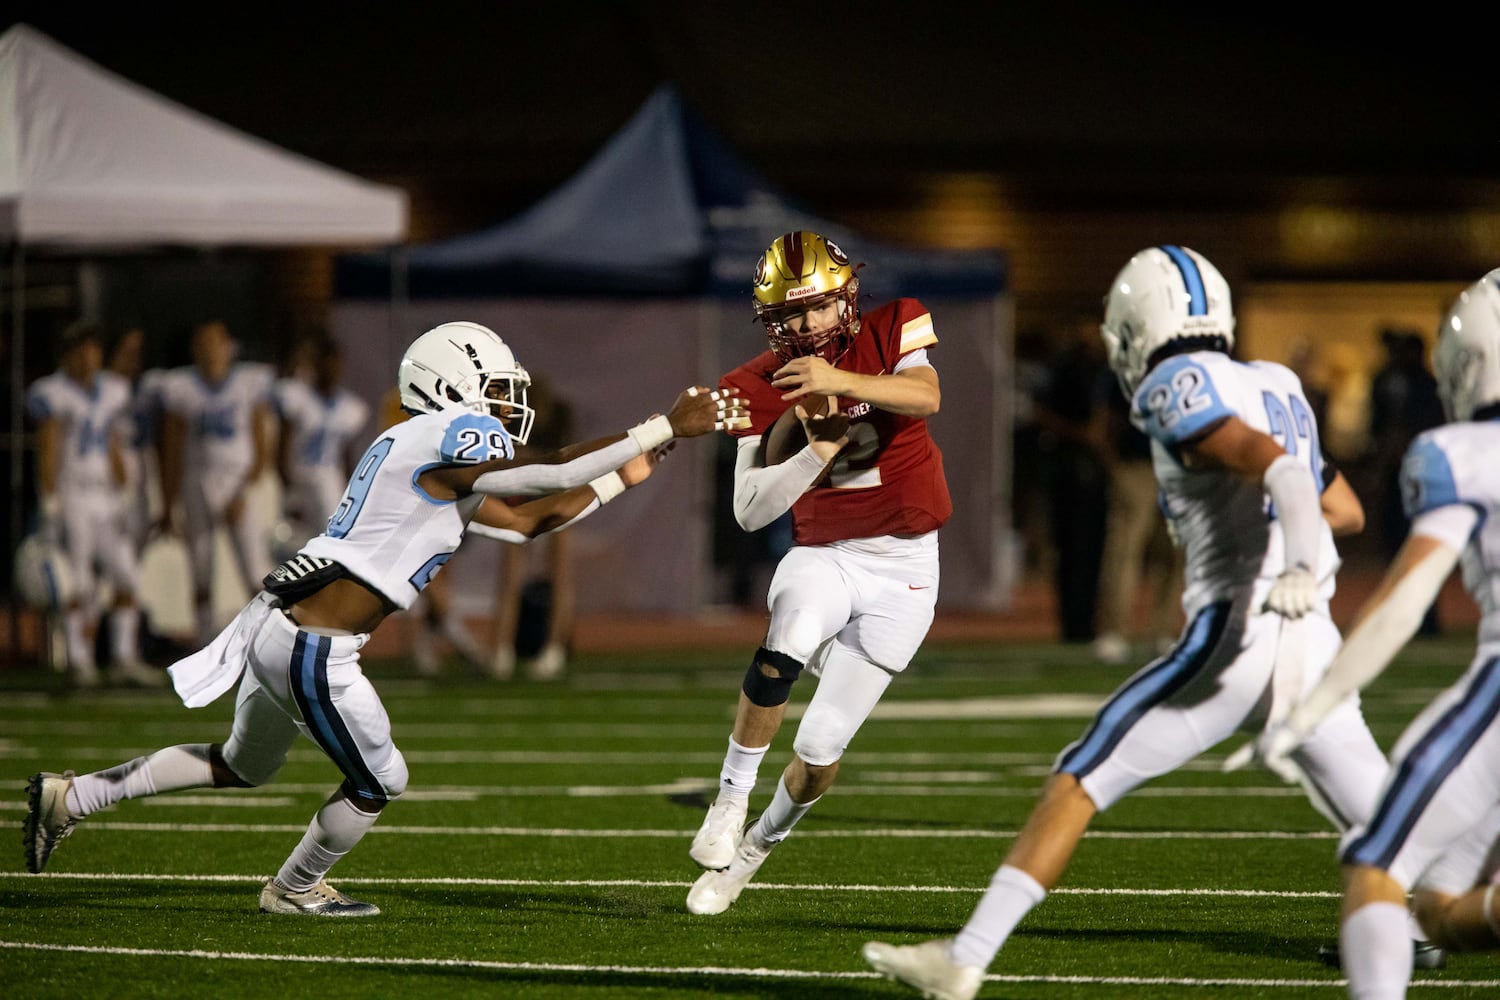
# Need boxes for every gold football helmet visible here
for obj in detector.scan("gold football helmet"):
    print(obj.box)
[752,231,862,363]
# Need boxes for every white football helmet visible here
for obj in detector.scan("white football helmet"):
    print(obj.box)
[1100,245,1236,398]
[397,321,535,443]
[14,533,75,611]
[1434,268,1500,422]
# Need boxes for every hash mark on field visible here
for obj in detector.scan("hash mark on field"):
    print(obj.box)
[2,940,1496,989]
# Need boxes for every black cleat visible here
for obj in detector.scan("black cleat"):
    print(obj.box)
[1317,939,1447,971]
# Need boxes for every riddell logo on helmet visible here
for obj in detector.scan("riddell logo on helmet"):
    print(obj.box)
[785,286,820,302]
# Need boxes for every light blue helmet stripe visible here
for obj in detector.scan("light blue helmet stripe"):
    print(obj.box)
[1161,245,1207,316]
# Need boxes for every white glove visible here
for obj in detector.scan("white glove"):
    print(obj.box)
[1263,564,1317,618]
[1222,720,1306,785]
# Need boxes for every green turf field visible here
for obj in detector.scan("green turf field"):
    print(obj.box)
[3,637,1496,998]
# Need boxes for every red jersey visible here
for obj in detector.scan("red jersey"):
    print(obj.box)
[719,298,953,545]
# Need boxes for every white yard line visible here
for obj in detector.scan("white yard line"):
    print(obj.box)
[0,939,1494,990]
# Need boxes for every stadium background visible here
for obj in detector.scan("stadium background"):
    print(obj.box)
[3,5,1498,648]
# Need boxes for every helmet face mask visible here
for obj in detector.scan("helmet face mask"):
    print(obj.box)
[1100,245,1236,399]
[753,232,862,364]
[1434,268,1500,423]
[398,321,535,443]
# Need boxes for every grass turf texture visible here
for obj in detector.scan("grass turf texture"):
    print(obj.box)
[2,637,1496,998]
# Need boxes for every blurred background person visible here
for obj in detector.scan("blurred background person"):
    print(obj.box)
[486,372,578,681]
[157,318,276,643]
[26,320,159,686]
[1031,313,1111,644]
[273,334,370,549]
[1367,326,1446,634]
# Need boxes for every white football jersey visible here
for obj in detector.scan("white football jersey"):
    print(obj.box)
[25,370,132,492]
[299,408,513,610]
[159,363,273,479]
[273,378,371,482]
[1131,351,1339,617]
[1401,422,1500,647]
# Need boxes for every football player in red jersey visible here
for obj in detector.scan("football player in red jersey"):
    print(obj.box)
[686,231,952,915]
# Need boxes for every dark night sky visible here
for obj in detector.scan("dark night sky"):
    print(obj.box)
[6,4,1496,236]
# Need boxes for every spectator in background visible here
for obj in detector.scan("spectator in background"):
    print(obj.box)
[1010,324,1055,582]
[1368,327,1446,634]
[26,321,159,687]
[158,319,277,643]
[1031,313,1111,643]
[485,372,579,681]
[273,336,370,547]
[1091,380,1183,665]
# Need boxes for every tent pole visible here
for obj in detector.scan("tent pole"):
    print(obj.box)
[7,244,24,664]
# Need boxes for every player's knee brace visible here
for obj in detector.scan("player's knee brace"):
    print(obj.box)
[741,647,804,707]
[793,704,854,767]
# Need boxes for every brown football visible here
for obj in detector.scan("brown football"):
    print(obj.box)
[760,395,833,466]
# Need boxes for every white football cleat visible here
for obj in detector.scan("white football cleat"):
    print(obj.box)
[862,938,985,1000]
[24,771,81,874]
[258,878,380,917]
[686,834,772,915]
[526,642,567,681]
[689,795,749,870]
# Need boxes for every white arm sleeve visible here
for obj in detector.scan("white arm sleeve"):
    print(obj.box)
[732,435,830,532]
[1263,453,1321,572]
[467,495,604,544]
[470,437,632,498]
[1287,528,1466,736]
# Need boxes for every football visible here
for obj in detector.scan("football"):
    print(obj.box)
[760,395,833,466]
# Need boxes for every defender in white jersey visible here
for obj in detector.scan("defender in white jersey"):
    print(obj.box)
[865,246,1404,1000]
[158,320,277,642]
[1237,269,1500,999]
[24,321,155,687]
[22,320,745,916]
[273,337,370,540]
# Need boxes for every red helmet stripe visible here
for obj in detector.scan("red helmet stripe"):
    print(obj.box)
[783,232,804,276]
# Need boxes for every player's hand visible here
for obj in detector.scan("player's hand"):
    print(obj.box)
[1263,565,1317,618]
[1221,720,1305,784]
[618,443,672,488]
[772,356,848,402]
[666,387,749,437]
[796,398,850,447]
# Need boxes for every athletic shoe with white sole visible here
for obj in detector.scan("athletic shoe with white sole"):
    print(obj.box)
[862,938,985,1000]
[686,834,771,915]
[23,771,81,874]
[258,878,380,916]
[689,795,749,870]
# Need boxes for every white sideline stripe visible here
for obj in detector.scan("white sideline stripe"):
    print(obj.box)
[13,942,1494,989]
[51,821,1340,841]
[0,873,1342,897]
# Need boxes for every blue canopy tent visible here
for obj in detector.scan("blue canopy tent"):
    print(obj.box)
[333,86,1014,616]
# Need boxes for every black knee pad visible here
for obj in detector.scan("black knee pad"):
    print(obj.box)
[741,646,804,707]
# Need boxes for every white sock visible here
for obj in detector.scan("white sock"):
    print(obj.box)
[111,607,141,664]
[67,745,215,817]
[1342,902,1414,1000]
[719,736,767,801]
[951,864,1047,969]
[749,775,818,845]
[64,609,94,668]
[275,796,381,891]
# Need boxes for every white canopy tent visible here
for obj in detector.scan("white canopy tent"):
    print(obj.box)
[0,23,407,624]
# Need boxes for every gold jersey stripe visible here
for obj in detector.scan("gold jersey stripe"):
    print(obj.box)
[899,314,938,352]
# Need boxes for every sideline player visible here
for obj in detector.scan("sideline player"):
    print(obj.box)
[158,319,277,642]
[25,321,157,687]
[273,335,370,543]
[685,231,951,915]
[863,245,1404,999]
[23,320,746,916]
[1236,268,1500,999]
